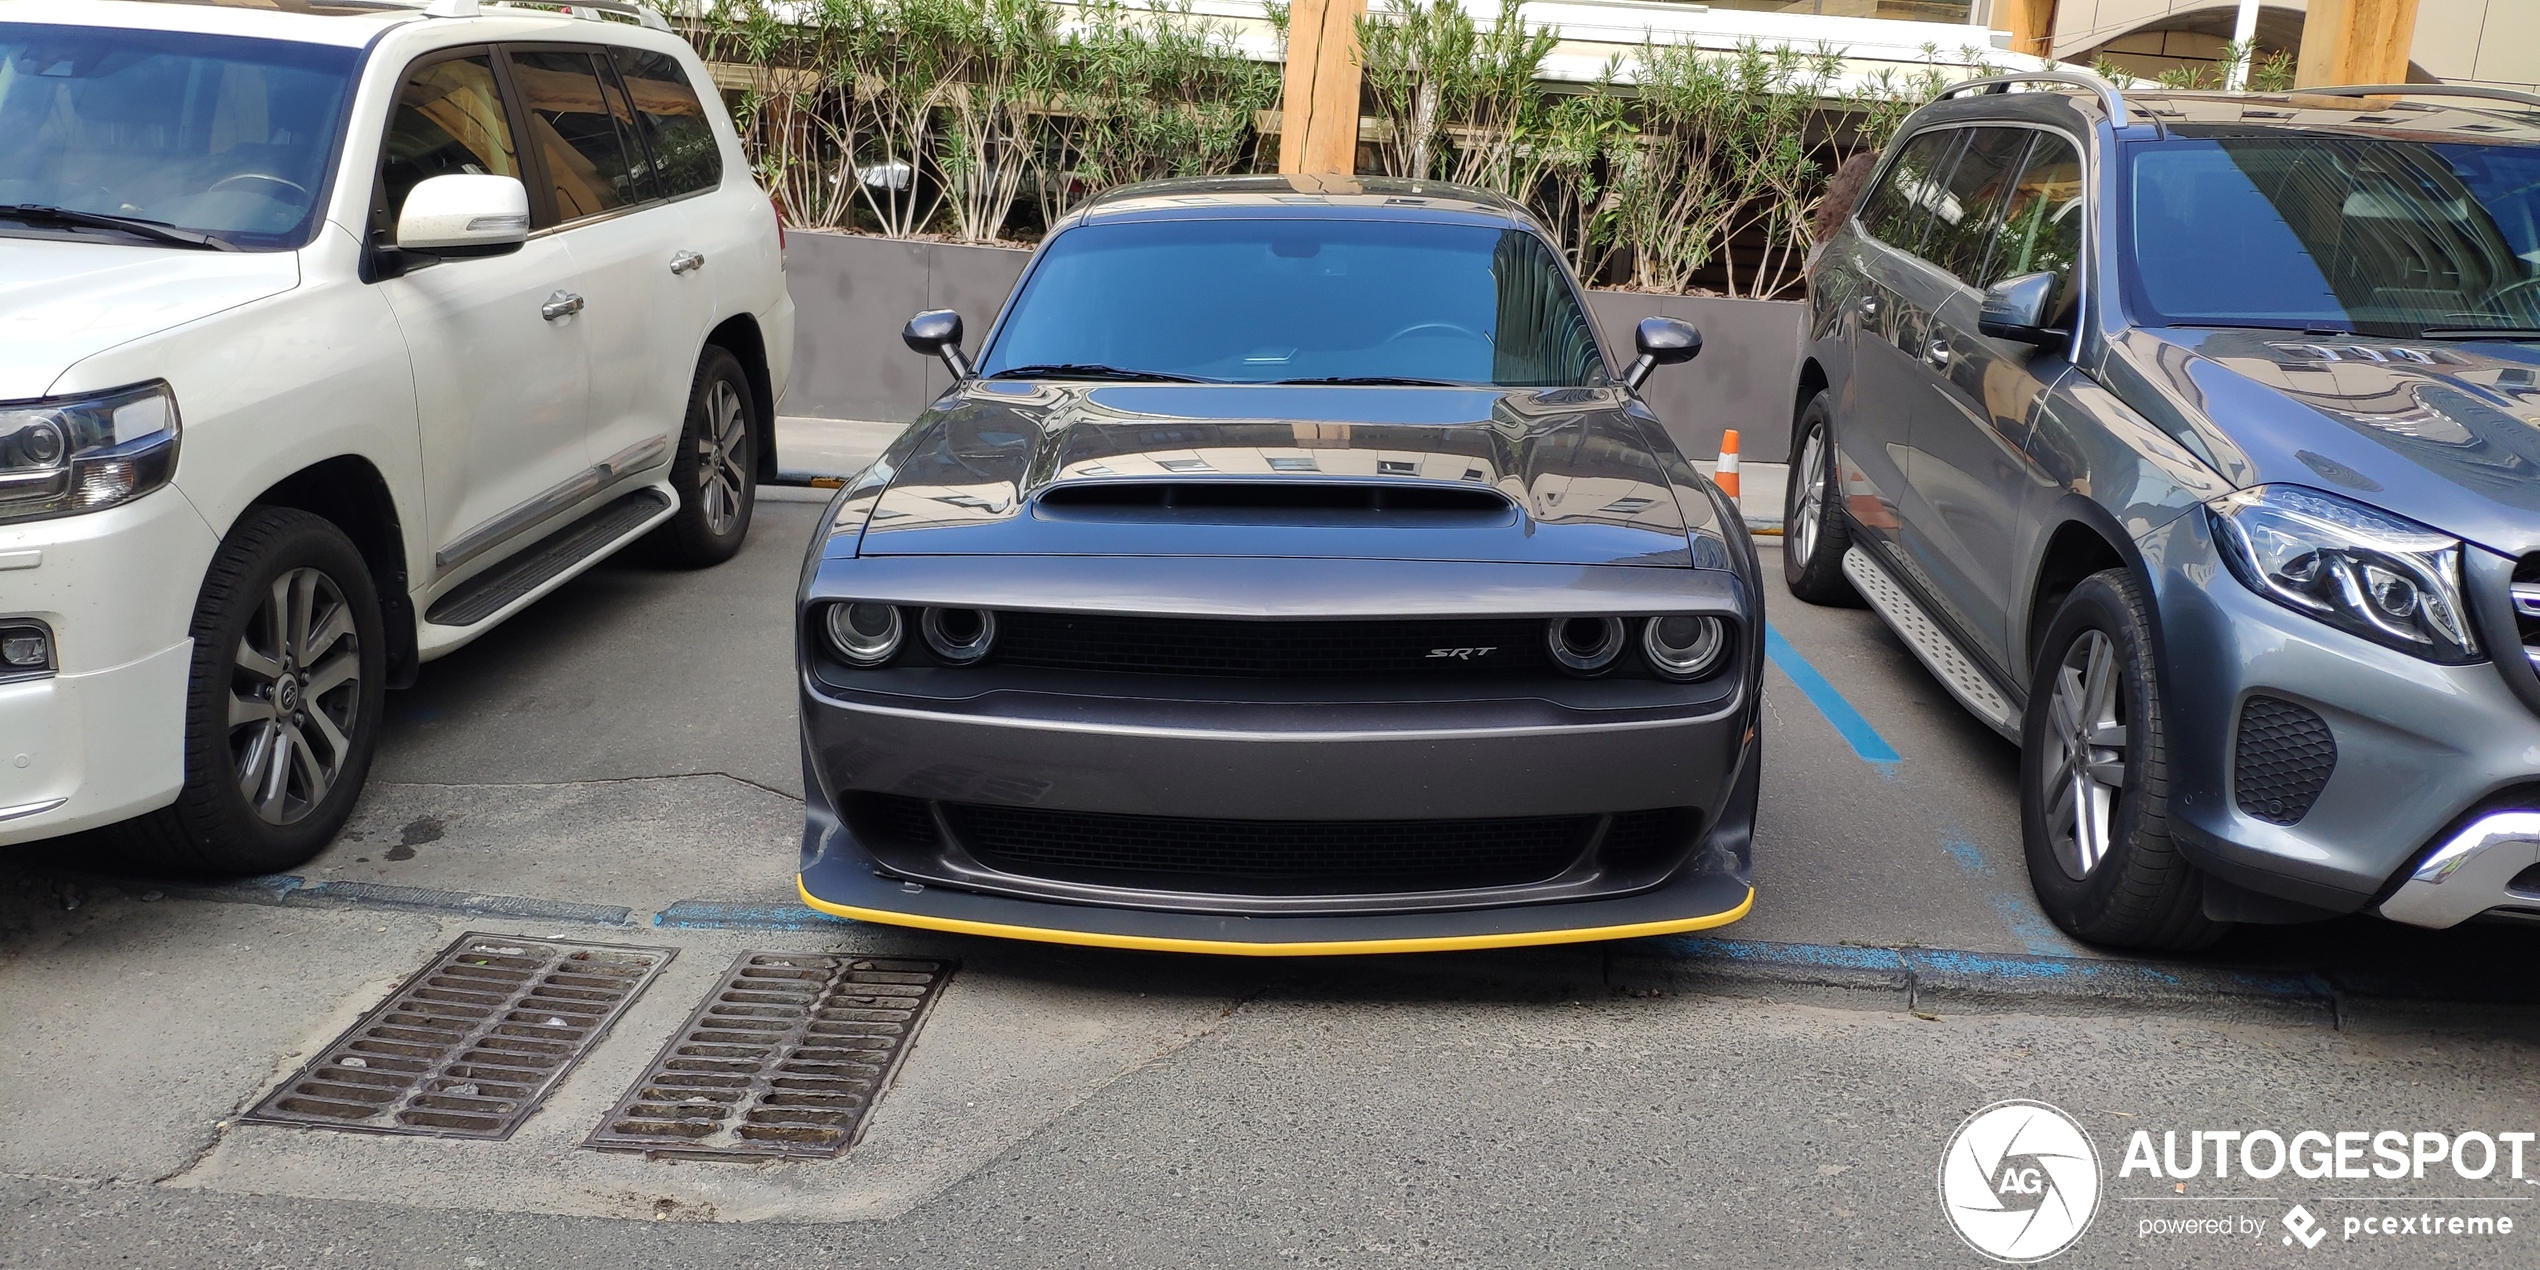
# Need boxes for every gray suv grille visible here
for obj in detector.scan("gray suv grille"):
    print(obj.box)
[2511,558,2540,671]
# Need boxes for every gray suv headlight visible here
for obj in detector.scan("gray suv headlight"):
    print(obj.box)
[2208,484,2478,664]
[0,382,181,525]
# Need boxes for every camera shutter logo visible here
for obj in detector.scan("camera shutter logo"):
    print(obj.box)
[1939,1100,2103,1262]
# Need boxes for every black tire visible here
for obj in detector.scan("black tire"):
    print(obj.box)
[648,345,758,568]
[117,509,388,876]
[2019,568,2225,951]
[1782,392,1860,606]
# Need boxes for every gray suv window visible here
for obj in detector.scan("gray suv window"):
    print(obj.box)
[1923,127,2029,285]
[1988,133,2085,327]
[1859,128,1962,256]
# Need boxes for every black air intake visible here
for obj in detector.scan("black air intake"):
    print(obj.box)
[945,803,1596,893]
[2233,696,2336,826]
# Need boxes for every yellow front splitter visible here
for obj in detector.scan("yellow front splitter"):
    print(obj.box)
[796,875,1754,957]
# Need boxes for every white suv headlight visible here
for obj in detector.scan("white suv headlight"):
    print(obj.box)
[0,381,181,524]
[2207,484,2479,664]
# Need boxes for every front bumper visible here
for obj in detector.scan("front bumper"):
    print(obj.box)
[0,488,216,845]
[796,737,1760,954]
[2142,511,2540,915]
[791,557,1762,952]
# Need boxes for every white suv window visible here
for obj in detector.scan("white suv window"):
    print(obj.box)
[507,47,646,224]
[0,22,358,249]
[376,51,524,230]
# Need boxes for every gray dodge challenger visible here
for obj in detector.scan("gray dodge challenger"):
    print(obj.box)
[795,175,1763,953]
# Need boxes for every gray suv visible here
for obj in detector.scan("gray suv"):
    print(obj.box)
[1788,74,2540,950]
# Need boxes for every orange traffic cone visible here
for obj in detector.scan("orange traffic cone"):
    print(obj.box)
[1714,430,1741,499]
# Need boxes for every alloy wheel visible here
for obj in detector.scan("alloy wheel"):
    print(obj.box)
[228,566,363,826]
[2042,629,2129,880]
[1791,425,1827,564]
[698,379,749,536]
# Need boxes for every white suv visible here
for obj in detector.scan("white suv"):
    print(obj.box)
[0,0,793,871]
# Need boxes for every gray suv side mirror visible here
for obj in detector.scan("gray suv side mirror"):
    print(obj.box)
[902,309,973,379]
[1622,316,1702,390]
[1978,272,2065,348]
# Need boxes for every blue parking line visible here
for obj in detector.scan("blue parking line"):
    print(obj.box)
[1763,624,1902,770]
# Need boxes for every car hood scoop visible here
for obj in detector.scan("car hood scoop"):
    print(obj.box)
[848,382,1713,566]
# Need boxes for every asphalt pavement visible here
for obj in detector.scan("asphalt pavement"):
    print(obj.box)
[4,424,2537,1269]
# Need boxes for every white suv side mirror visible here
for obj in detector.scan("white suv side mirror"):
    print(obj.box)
[395,174,529,254]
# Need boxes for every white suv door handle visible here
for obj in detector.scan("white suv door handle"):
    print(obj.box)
[541,290,584,321]
[1925,339,1952,370]
[669,250,705,275]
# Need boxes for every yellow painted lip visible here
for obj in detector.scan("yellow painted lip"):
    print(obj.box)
[795,877,1754,957]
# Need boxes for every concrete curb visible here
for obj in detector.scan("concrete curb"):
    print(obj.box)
[43,873,2523,1023]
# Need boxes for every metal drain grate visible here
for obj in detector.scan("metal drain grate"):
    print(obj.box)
[583,952,953,1160]
[243,932,675,1139]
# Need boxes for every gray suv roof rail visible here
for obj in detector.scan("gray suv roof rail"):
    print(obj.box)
[1940,72,2129,127]
[2287,83,2540,110]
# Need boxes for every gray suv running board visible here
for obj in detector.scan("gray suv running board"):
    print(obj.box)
[1840,547,2019,739]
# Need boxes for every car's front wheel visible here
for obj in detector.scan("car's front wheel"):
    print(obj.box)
[649,345,757,567]
[1782,392,1858,605]
[2019,568,2224,951]
[120,509,387,875]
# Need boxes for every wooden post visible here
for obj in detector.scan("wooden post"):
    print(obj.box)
[2294,0,2421,88]
[2004,0,2055,60]
[1278,0,1369,175]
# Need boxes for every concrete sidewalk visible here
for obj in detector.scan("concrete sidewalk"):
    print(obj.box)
[775,415,1789,529]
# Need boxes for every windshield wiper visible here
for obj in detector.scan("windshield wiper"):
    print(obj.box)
[1269,375,1461,387]
[2415,326,2540,341]
[984,363,1210,383]
[0,205,233,251]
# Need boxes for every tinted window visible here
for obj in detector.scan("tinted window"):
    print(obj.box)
[0,23,356,248]
[980,219,1608,387]
[1923,127,2028,284]
[1988,133,2085,327]
[2127,137,2540,335]
[613,47,721,196]
[379,54,522,230]
[508,49,641,223]
[1859,129,1963,256]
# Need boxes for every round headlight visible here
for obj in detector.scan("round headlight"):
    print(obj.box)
[826,602,903,666]
[921,607,997,664]
[1642,615,1725,680]
[1547,615,1626,674]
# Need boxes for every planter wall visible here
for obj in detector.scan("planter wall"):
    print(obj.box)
[782,229,1803,463]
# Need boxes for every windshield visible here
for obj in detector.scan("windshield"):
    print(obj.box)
[978,218,1609,387]
[0,23,358,250]
[2125,135,2540,337]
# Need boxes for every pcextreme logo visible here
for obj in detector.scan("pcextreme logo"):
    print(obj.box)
[1939,1100,2104,1263]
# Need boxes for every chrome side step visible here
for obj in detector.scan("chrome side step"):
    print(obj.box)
[425,489,671,626]
[1840,546,2019,738]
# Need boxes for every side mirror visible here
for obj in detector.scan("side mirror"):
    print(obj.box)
[1622,316,1702,391]
[395,174,529,255]
[902,308,973,379]
[1977,272,2065,347]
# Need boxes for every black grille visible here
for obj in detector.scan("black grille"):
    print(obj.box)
[945,803,1594,892]
[2234,696,2337,826]
[843,793,940,847]
[993,613,1557,677]
[2513,555,2540,673]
